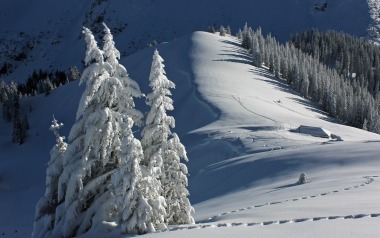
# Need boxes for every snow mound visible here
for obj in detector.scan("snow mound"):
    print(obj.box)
[295,125,332,139]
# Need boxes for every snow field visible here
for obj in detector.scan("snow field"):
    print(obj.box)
[1,31,380,237]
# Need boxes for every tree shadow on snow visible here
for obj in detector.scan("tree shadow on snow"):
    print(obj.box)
[249,67,339,123]
[260,181,311,195]
[220,39,243,48]
[213,40,253,65]
[288,97,340,123]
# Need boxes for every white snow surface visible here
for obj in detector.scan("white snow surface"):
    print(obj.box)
[1,32,380,237]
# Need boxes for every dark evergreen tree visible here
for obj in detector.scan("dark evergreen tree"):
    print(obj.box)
[236,29,243,39]
[226,25,231,35]
[69,66,80,81]
[0,80,7,103]
[22,114,30,131]
[241,24,253,50]
[44,78,54,96]
[219,25,226,36]
[207,25,216,34]
[251,36,262,67]
[11,98,26,145]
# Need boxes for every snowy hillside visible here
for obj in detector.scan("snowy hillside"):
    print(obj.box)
[1,31,380,237]
[0,0,374,83]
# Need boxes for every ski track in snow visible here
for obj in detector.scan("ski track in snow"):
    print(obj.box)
[162,176,379,233]
[231,95,278,123]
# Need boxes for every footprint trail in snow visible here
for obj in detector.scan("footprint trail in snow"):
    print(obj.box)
[159,176,379,233]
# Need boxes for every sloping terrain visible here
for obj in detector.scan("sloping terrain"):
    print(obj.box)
[1,31,380,237]
[0,0,373,83]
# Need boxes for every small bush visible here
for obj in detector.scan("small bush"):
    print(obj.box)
[298,173,307,184]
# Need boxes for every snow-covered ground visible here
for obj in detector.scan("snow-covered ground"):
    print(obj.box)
[1,32,380,237]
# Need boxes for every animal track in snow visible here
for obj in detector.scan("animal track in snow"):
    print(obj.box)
[166,213,380,232]
[203,176,377,222]
[160,176,378,234]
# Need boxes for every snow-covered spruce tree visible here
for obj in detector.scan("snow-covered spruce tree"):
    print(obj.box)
[141,49,194,225]
[208,25,216,34]
[219,25,226,36]
[102,23,143,125]
[111,117,157,234]
[32,116,67,238]
[69,66,80,81]
[164,133,194,224]
[251,36,262,67]
[226,25,232,35]
[102,23,159,234]
[49,27,150,237]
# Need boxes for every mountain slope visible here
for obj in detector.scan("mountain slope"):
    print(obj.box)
[1,31,380,237]
[0,0,374,83]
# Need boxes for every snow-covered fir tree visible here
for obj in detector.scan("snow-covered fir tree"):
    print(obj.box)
[252,36,262,67]
[44,26,150,237]
[32,116,67,238]
[226,25,232,35]
[163,133,194,224]
[207,25,216,33]
[219,25,226,36]
[141,49,194,225]
[111,116,156,234]
[69,66,80,81]
[101,22,160,234]
[102,22,143,125]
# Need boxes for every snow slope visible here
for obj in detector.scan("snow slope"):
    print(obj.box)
[1,32,380,237]
[0,0,374,83]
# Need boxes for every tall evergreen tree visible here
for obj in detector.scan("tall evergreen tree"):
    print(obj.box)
[111,116,157,234]
[208,25,216,34]
[163,133,194,224]
[11,84,26,144]
[101,22,159,233]
[69,66,80,81]
[226,25,232,35]
[252,36,262,67]
[1,82,11,122]
[219,25,226,36]
[300,62,309,97]
[141,49,194,225]
[11,113,24,144]
[102,23,144,125]
[0,80,7,103]
[33,116,67,238]
[43,27,150,237]
[241,24,253,50]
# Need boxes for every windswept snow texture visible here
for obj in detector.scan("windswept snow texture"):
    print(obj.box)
[0,0,373,82]
[1,32,380,237]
